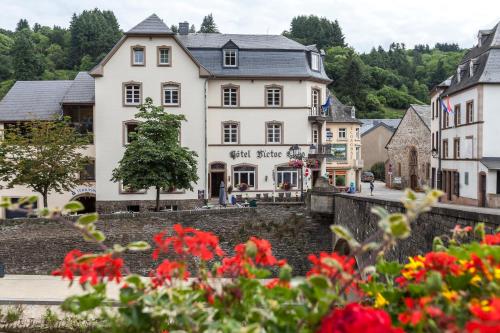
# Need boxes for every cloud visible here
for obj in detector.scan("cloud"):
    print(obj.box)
[1,0,499,52]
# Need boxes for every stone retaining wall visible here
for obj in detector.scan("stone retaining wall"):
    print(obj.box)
[0,204,331,276]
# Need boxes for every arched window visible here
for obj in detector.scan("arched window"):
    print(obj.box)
[233,165,256,188]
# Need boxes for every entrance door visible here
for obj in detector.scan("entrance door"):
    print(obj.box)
[410,175,418,190]
[312,170,319,187]
[75,195,96,214]
[210,172,224,198]
[479,172,487,207]
[409,147,418,190]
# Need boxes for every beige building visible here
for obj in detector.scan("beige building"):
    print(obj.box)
[360,119,399,171]
[386,104,431,190]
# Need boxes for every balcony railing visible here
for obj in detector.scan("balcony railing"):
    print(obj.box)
[308,144,333,158]
[308,107,329,121]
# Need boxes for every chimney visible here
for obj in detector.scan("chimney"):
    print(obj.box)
[351,106,356,119]
[179,22,189,35]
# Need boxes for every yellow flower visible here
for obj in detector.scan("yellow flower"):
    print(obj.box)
[480,300,491,312]
[495,268,500,280]
[375,293,389,308]
[470,275,482,286]
[442,289,458,302]
[404,256,424,271]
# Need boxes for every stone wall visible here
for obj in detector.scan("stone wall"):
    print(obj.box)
[310,191,500,269]
[0,203,331,276]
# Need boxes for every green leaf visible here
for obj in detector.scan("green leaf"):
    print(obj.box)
[376,260,403,276]
[61,292,105,314]
[91,230,106,242]
[113,244,126,253]
[77,213,98,225]
[127,241,151,251]
[331,225,353,241]
[64,201,85,212]
[388,214,410,239]
[371,206,389,219]
[125,274,145,289]
[0,197,11,208]
[426,271,443,293]
[38,208,50,217]
[308,275,329,290]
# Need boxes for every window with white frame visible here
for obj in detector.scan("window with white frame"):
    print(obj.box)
[311,52,320,71]
[223,86,238,106]
[124,122,139,144]
[355,146,361,160]
[355,127,360,139]
[266,123,282,144]
[162,84,180,106]
[223,122,239,144]
[266,87,282,107]
[312,89,320,112]
[132,46,145,65]
[158,47,170,65]
[223,49,237,67]
[233,165,256,187]
[339,128,347,139]
[312,128,319,144]
[124,83,141,105]
[276,167,298,187]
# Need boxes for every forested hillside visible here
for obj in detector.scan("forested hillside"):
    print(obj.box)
[0,11,464,119]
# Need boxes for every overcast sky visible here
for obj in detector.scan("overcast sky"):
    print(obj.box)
[1,0,499,52]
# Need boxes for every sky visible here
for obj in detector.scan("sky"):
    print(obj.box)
[1,0,499,52]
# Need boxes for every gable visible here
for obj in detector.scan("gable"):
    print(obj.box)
[385,107,430,149]
[222,40,239,49]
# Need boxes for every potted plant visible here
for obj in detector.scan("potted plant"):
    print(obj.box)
[238,183,248,191]
[281,182,291,191]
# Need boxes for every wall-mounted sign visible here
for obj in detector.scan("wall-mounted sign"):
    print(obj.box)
[230,150,284,160]
[393,177,402,184]
[331,144,347,161]
[70,187,96,196]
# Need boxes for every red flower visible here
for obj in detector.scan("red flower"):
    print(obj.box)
[466,298,500,333]
[307,252,356,278]
[151,259,189,288]
[52,250,123,286]
[483,233,500,246]
[317,303,403,333]
[152,224,224,261]
[398,297,443,326]
[266,278,290,289]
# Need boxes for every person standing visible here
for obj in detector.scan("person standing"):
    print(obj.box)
[219,180,226,207]
[369,180,375,196]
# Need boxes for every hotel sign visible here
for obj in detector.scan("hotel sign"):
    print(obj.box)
[230,149,284,160]
[70,187,96,196]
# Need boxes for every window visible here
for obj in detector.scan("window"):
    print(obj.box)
[465,172,469,186]
[432,133,435,150]
[453,138,460,159]
[233,165,256,188]
[157,46,171,66]
[276,167,298,187]
[162,83,180,106]
[80,160,95,181]
[266,122,282,144]
[355,146,361,160]
[466,101,474,123]
[223,122,239,144]
[497,170,500,194]
[454,104,461,126]
[120,182,146,194]
[222,86,239,107]
[311,52,320,71]
[431,101,435,119]
[131,46,145,66]
[223,49,238,67]
[443,139,449,158]
[312,128,319,144]
[355,127,360,139]
[311,89,320,112]
[63,106,93,135]
[266,86,282,107]
[338,128,346,140]
[124,122,139,145]
[426,163,430,180]
[326,128,333,141]
[123,83,141,106]
[454,172,460,196]
[443,109,449,128]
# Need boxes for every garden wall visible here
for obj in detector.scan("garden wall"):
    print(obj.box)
[0,204,332,276]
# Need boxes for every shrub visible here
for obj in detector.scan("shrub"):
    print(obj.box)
[371,161,386,181]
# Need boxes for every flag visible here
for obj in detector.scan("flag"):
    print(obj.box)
[439,98,448,113]
[446,96,453,113]
[321,96,332,114]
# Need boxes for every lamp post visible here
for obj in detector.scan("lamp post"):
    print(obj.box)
[288,144,305,201]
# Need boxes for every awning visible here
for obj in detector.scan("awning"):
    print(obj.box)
[481,157,500,170]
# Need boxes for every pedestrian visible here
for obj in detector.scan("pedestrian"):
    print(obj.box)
[370,180,374,196]
[219,180,226,207]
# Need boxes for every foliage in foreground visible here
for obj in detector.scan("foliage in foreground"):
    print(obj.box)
[4,189,499,332]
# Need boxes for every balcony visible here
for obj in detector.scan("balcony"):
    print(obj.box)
[308,107,328,122]
[308,144,333,158]
[354,159,364,169]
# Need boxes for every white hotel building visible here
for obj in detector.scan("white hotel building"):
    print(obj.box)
[0,14,362,216]
[430,22,500,208]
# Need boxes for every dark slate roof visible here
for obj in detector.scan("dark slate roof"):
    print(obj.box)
[360,119,401,135]
[126,14,173,35]
[411,104,431,128]
[481,157,500,170]
[0,80,72,121]
[177,33,331,82]
[177,33,306,50]
[61,72,95,104]
[444,22,500,96]
[325,95,362,124]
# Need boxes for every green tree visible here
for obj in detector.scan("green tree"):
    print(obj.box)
[15,19,30,32]
[11,29,45,80]
[370,162,385,181]
[189,24,196,33]
[429,59,448,88]
[170,25,178,33]
[111,98,199,211]
[284,15,345,49]
[0,118,90,207]
[68,9,122,68]
[198,14,219,33]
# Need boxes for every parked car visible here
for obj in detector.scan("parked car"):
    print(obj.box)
[361,171,374,182]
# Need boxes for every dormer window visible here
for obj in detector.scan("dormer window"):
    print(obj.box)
[131,46,145,66]
[311,52,320,71]
[223,49,238,67]
[469,61,474,77]
[457,67,461,83]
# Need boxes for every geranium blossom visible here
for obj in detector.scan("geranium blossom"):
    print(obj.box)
[151,259,189,288]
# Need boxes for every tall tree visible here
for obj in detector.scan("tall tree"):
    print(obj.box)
[0,118,90,207]
[189,24,196,33]
[284,15,345,49]
[198,14,219,33]
[15,19,30,32]
[112,98,199,211]
[11,29,44,80]
[68,9,122,68]
[429,59,448,88]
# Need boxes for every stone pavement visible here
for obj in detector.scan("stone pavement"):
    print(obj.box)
[357,181,500,216]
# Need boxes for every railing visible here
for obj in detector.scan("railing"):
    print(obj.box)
[308,144,333,157]
[309,107,329,118]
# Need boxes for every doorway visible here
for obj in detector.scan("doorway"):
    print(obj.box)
[312,170,320,187]
[408,147,418,190]
[210,172,225,198]
[75,195,96,214]
[479,172,487,207]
